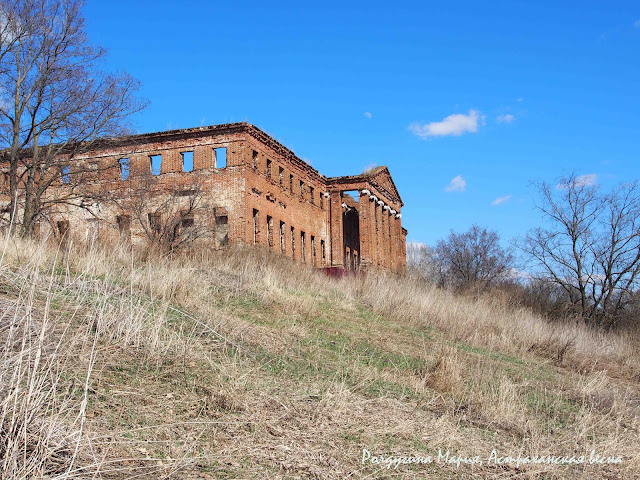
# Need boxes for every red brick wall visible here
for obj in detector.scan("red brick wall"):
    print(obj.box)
[241,136,329,265]
[4,123,406,274]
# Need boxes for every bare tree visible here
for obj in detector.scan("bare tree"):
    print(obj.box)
[114,179,216,254]
[0,0,145,237]
[518,174,640,328]
[433,225,513,290]
[406,241,437,282]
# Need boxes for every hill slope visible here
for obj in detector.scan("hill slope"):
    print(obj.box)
[1,236,638,479]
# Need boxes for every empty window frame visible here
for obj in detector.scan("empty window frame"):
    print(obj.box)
[181,213,194,228]
[278,167,284,187]
[215,209,229,247]
[150,155,162,175]
[182,151,194,172]
[311,235,316,266]
[301,231,306,263]
[319,192,323,209]
[290,226,295,257]
[279,221,285,253]
[252,150,258,169]
[320,239,326,266]
[266,159,272,179]
[214,147,227,168]
[266,215,273,248]
[116,215,131,242]
[148,213,162,235]
[289,174,294,193]
[57,220,69,237]
[253,208,259,244]
[61,166,70,184]
[118,158,130,180]
[299,180,304,197]
[57,220,70,245]
[309,186,315,204]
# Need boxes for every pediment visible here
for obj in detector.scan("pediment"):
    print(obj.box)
[366,167,402,206]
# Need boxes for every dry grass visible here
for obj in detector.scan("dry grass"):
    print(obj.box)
[0,234,638,479]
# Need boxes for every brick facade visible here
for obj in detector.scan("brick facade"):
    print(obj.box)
[2,123,407,273]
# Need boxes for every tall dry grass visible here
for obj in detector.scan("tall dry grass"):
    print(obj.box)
[0,236,203,478]
[353,273,638,379]
[0,243,94,478]
[0,233,638,478]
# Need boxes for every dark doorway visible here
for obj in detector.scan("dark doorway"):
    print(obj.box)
[342,205,360,270]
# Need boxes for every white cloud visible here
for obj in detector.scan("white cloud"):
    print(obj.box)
[0,96,11,112]
[363,162,377,173]
[576,174,598,186]
[491,195,512,206]
[445,175,466,192]
[0,13,18,43]
[364,112,372,119]
[507,267,532,281]
[409,110,484,138]
[407,240,428,249]
[496,113,515,124]
[557,174,598,189]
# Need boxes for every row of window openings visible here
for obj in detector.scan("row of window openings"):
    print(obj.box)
[253,209,325,266]
[39,214,228,249]
[26,146,228,186]
[115,148,227,181]
[252,150,320,207]
[114,213,229,247]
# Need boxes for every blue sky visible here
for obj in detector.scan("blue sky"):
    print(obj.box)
[84,0,639,246]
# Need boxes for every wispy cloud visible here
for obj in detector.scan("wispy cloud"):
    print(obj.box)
[364,112,372,119]
[507,267,532,280]
[409,110,484,138]
[407,240,428,249]
[445,175,466,192]
[576,174,598,186]
[496,113,515,124]
[0,96,11,112]
[491,195,512,206]
[516,97,524,102]
[363,162,377,173]
[557,174,598,189]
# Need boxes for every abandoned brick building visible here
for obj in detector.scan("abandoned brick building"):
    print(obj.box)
[1,123,407,273]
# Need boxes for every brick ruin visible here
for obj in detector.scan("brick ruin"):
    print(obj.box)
[1,123,407,273]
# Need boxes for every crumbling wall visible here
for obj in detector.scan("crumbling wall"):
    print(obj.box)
[242,135,329,266]
[1,123,407,273]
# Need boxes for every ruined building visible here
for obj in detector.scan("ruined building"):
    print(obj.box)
[1,123,407,273]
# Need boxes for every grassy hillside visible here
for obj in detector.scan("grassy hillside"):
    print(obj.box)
[1,235,638,479]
